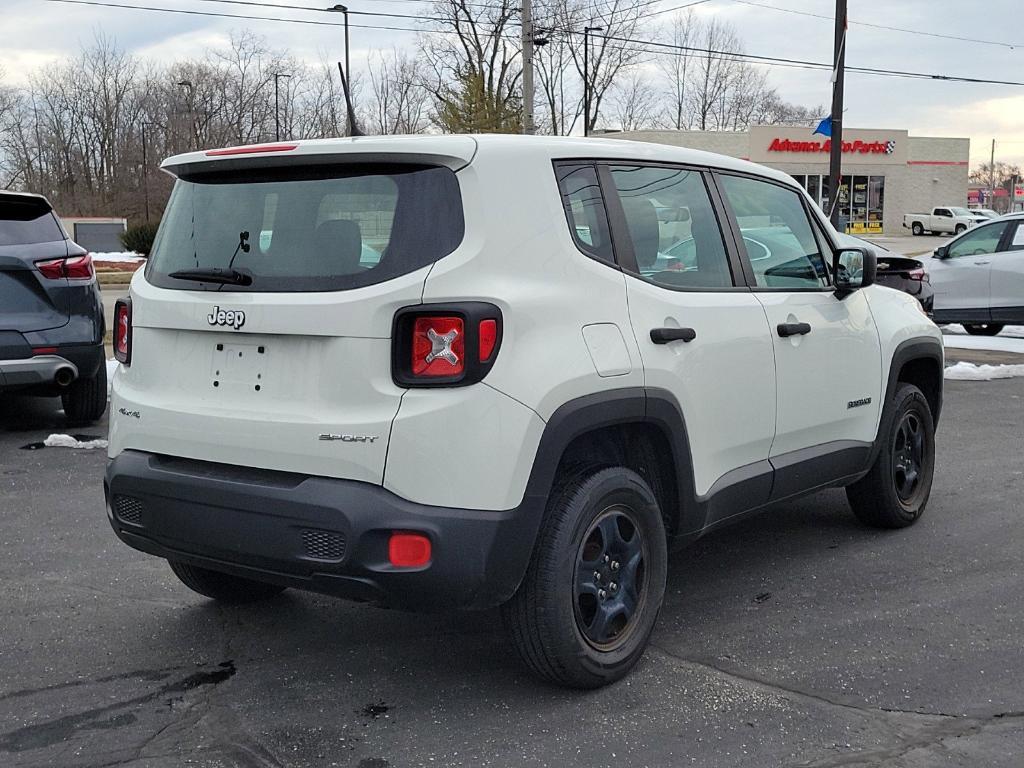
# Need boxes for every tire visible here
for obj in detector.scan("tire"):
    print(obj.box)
[963,323,1004,336]
[168,560,286,603]
[61,363,107,424]
[502,467,668,689]
[911,222,924,236]
[955,224,967,234]
[846,383,935,529]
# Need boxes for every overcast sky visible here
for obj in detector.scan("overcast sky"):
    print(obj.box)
[4,0,1024,167]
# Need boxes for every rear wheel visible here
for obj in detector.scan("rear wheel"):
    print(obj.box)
[61,363,107,424]
[847,383,935,529]
[502,467,667,688]
[911,222,924,236]
[963,323,1004,336]
[168,560,286,602]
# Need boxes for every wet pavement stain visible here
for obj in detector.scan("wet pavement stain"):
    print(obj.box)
[0,661,237,753]
[360,702,390,720]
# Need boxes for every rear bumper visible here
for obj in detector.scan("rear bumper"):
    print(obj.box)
[0,343,103,390]
[104,450,543,610]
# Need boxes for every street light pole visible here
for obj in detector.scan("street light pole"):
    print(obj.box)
[583,25,603,137]
[176,80,195,150]
[273,72,292,142]
[328,5,350,84]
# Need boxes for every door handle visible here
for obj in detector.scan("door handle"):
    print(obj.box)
[974,260,991,265]
[650,327,696,344]
[777,322,811,338]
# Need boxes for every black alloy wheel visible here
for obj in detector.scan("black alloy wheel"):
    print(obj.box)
[892,411,926,505]
[574,507,648,650]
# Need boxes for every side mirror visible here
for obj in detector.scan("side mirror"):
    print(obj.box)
[834,246,876,297]
[934,245,949,259]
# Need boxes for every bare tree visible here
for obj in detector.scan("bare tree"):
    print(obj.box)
[656,11,697,130]
[421,0,522,132]
[366,48,431,135]
[607,69,657,131]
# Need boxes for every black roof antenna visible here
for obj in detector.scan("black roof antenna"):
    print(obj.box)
[337,61,364,137]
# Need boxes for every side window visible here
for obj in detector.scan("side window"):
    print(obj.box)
[555,163,614,264]
[1008,222,1024,252]
[608,165,733,288]
[936,208,951,218]
[947,222,1009,258]
[719,174,830,289]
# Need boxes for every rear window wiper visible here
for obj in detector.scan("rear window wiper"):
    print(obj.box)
[168,268,253,286]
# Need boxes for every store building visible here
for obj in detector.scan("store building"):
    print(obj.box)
[608,126,970,235]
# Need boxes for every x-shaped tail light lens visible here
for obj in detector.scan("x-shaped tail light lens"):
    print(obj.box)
[412,317,465,376]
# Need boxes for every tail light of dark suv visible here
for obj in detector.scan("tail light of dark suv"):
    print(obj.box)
[392,303,502,387]
[36,253,95,280]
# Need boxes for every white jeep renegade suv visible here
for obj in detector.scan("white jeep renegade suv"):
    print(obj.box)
[105,135,943,688]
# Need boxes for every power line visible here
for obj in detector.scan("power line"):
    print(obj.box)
[729,0,1021,51]
[45,0,427,30]
[635,0,710,21]
[184,0,437,23]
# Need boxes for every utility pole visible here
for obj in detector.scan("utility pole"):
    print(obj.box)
[827,0,847,230]
[141,121,152,223]
[176,80,195,151]
[583,25,604,137]
[990,138,997,210]
[522,0,534,134]
[273,72,292,141]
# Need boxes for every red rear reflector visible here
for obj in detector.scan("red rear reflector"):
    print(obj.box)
[36,258,66,279]
[32,346,58,355]
[205,143,298,156]
[389,533,432,568]
[114,299,132,365]
[412,316,465,377]
[479,318,498,362]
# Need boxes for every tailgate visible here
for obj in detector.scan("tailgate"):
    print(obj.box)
[0,244,71,333]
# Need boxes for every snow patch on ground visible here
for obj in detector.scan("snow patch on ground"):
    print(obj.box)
[941,324,1024,339]
[92,251,144,262]
[44,433,109,450]
[944,362,1024,381]
[942,334,1024,354]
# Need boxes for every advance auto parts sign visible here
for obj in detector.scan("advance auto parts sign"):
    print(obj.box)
[749,126,908,166]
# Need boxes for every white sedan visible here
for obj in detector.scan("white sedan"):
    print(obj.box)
[929,212,1024,335]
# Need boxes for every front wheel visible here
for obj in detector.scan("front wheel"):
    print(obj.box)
[502,467,668,688]
[168,560,286,603]
[847,383,935,529]
[964,323,1004,336]
[955,224,967,234]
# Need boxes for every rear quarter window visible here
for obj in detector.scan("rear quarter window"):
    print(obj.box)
[147,164,464,292]
[0,198,64,246]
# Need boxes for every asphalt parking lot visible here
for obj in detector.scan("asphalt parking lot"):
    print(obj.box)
[2,377,1023,768]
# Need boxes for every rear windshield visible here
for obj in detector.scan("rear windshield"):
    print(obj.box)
[146,164,465,292]
[0,198,64,246]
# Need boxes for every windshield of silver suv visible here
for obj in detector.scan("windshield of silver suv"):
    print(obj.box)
[146,163,465,292]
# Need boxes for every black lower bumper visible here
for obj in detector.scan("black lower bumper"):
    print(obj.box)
[104,451,544,610]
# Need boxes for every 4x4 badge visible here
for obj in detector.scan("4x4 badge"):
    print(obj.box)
[208,305,245,330]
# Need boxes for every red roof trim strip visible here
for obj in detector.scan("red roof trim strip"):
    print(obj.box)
[205,143,299,156]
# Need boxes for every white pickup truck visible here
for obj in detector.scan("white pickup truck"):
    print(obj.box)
[903,207,989,236]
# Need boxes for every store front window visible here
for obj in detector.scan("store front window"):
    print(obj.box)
[791,173,885,234]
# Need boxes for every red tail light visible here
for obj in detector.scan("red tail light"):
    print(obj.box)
[908,268,928,282]
[412,316,465,377]
[393,303,502,387]
[114,298,132,365]
[35,253,94,280]
[388,533,432,568]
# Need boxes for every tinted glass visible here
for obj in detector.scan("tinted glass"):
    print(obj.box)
[555,164,614,263]
[147,164,464,292]
[0,198,64,246]
[720,175,830,289]
[610,165,733,288]
[1010,222,1024,252]
[947,222,1009,258]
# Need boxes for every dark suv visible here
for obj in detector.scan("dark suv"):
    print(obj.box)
[0,192,107,423]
